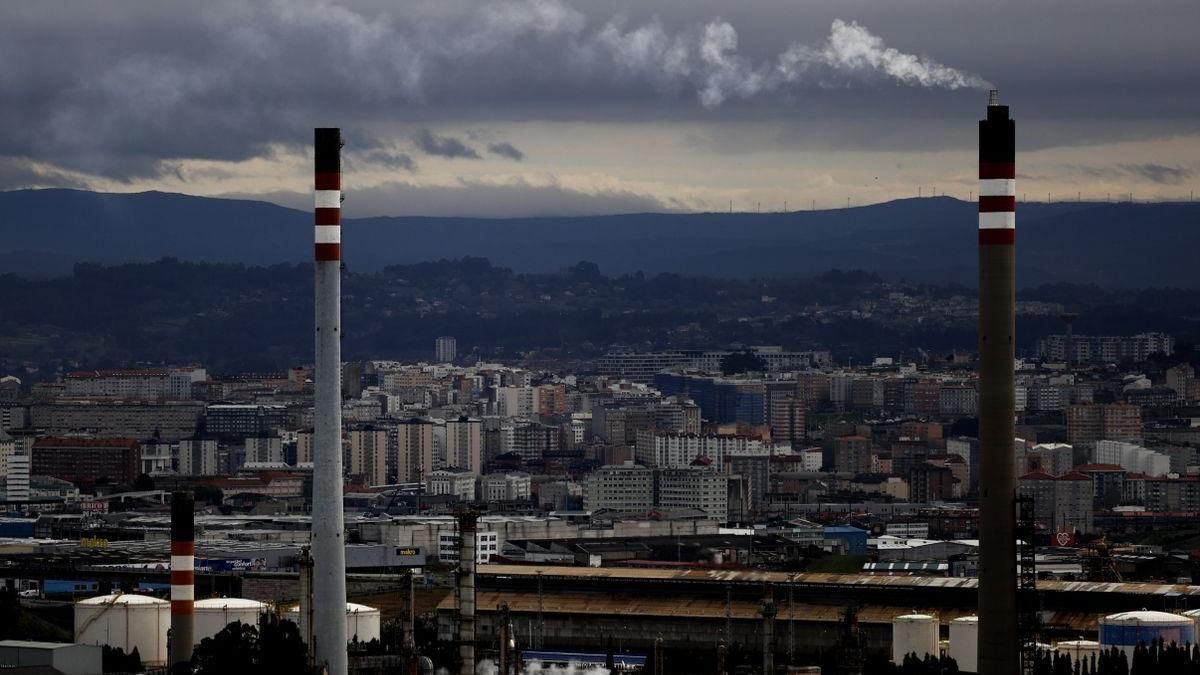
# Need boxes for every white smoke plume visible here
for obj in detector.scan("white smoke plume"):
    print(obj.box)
[248,0,992,111]
[810,19,991,90]
[593,16,992,108]
[0,0,994,178]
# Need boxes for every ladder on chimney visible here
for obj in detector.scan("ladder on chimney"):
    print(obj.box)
[1016,494,1040,675]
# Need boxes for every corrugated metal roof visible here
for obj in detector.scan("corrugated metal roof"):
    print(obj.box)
[478,564,1200,597]
[438,591,1103,632]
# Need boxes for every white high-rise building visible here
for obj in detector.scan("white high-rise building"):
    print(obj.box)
[141,441,175,475]
[496,386,539,420]
[296,431,314,465]
[392,419,436,483]
[657,467,729,522]
[800,448,824,472]
[435,336,457,364]
[432,420,447,471]
[348,428,389,486]
[445,417,483,476]
[635,432,767,469]
[6,451,30,502]
[1,403,28,431]
[0,429,15,477]
[584,462,654,513]
[1094,440,1170,477]
[178,439,219,476]
[245,436,284,464]
[168,367,207,399]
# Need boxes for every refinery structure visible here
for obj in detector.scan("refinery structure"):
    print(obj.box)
[5,95,1200,675]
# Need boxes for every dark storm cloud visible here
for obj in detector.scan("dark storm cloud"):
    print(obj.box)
[1120,164,1193,185]
[413,130,482,160]
[1070,165,1125,181]
[0,158,88,190]
[488,142,526,161]
[0,0,1195,183]
[228,178,671,218]
[1067,163,1195,185]
[0,0,1000,181]
[358,149,418,172]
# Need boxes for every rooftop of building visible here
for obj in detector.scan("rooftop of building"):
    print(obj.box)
[1074,463,1125,472]
[66,369,170,378]
[31,436,138,449]
[473,563,1200,599]
[0,640,93,649]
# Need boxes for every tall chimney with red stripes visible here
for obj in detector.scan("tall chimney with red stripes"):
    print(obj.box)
[313,127,349,675]
[977,90,1018,675]
[170,491,195,669]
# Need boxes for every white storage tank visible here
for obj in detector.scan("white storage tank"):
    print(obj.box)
[948,616,979,673]
[892,613,939,665]
[1183,608,1200,633]
[194,598,269,645]
[1055,640,1101,665]
[284,602,381,643]
[345,602,382,643]
[74,593,169,666]
[1100,611,1195,659]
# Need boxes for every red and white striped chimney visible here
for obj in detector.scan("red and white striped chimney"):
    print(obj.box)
[170,491,195,668]
[314,132,342,262]
[313,128,349,675]
[978,89,1016,246]
[976,89,1018,675]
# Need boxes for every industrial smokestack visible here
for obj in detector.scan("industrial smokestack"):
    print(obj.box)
[297,545,315,666]
[457,511,478,675]
[169,491,195,669]
[313,127,349,675]
[761,598,776,675]
[976,91,1017,675]
[498,602,513,675]
[404,570,418,675]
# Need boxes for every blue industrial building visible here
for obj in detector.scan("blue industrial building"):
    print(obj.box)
[823,525,868,556]
[653,373,765,425]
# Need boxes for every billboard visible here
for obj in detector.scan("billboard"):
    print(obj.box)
[1051,530,1076,547]
[80,500,109,513]
[194,558,266,572]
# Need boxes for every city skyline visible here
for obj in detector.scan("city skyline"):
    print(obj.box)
[3,3,1200,673]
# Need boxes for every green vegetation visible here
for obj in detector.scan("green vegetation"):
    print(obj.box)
[721,350,768,375]
[102,645,142,673]
[190,617,314,675]
[1126,527,1200,551]
[0,589,72,642]
[1,257,1197,377]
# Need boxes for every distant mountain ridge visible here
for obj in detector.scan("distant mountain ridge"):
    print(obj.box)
[1,188,1197,287]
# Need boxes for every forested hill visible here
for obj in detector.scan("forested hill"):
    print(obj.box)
[2,189,1198,288]
[2,258,1197,376]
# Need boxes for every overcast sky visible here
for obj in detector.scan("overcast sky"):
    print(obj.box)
[2,0,1197,216]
